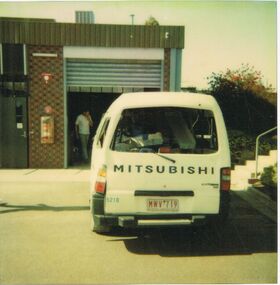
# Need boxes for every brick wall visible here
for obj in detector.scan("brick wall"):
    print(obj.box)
[163,48,171,91]
[28,45,64,168]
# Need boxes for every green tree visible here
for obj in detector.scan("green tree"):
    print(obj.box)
[207,64,276,134]
[145,16,159,26]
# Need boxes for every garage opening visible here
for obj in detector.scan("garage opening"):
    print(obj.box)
[66,59,162,166]
[67,91,120,166]
[67,88,160,166]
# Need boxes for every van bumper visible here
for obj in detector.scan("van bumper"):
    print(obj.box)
[93,214,208,228]
[91,191,231,229]
[91,194,206,228]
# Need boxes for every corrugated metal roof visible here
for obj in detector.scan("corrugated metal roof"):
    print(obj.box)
[0,17,55,23]
[0,19,184,48]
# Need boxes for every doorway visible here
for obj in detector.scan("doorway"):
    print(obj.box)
[1,96,28,168]
[67,92,120,166]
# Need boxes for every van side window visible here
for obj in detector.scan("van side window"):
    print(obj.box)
[111,107,218,154]
[97,118,110,148]
[192,110,218,151]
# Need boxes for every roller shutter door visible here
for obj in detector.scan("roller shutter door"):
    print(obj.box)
[66,60,162,89]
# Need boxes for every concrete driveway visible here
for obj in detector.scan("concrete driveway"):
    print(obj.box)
[0,169,277,284]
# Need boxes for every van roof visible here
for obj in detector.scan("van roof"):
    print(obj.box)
[106,92,219,115]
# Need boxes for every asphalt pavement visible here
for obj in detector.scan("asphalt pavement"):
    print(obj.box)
[0,167,277,284]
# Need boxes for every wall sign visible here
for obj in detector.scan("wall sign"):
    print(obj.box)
[41,72,53,84]
[41,116,54,144]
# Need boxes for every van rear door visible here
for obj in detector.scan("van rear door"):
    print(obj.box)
[105,106,229,216]
[105,152,222,215]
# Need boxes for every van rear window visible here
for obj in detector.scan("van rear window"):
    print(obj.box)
[111,107,218,154]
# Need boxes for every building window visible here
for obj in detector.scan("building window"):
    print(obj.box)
[2,44,24,75]
[0,44,28,96]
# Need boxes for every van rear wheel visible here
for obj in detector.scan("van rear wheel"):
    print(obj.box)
[91,215,111,234]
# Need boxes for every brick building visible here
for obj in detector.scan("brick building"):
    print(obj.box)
[0,17,184,168]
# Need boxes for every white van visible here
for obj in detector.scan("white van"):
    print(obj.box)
[90,92,231,233]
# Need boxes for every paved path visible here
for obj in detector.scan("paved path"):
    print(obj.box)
[0,182,277,284]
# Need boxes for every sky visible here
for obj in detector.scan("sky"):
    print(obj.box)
[0,0,277,89]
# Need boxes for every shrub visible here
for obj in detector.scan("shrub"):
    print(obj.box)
[208,64,276,135]
[228,129,277,164]
[260,163,277,188]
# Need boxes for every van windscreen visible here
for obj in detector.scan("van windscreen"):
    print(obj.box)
[111,107,218,154]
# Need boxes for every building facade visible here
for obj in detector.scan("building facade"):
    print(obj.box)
[0,17,184,168]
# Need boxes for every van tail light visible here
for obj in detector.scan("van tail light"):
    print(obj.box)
[159,146,172,153]
[94,165,107,194]
[220,167,231,191]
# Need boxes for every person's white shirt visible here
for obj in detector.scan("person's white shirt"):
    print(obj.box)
[75,114,90,135]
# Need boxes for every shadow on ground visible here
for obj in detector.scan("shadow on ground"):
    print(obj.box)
[0,204,89,214]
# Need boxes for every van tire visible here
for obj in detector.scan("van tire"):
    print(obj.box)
[91,215,111,234]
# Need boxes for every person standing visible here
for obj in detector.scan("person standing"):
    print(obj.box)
[75,110,93,162]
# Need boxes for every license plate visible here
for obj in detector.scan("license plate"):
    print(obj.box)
[147,199,179,212]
